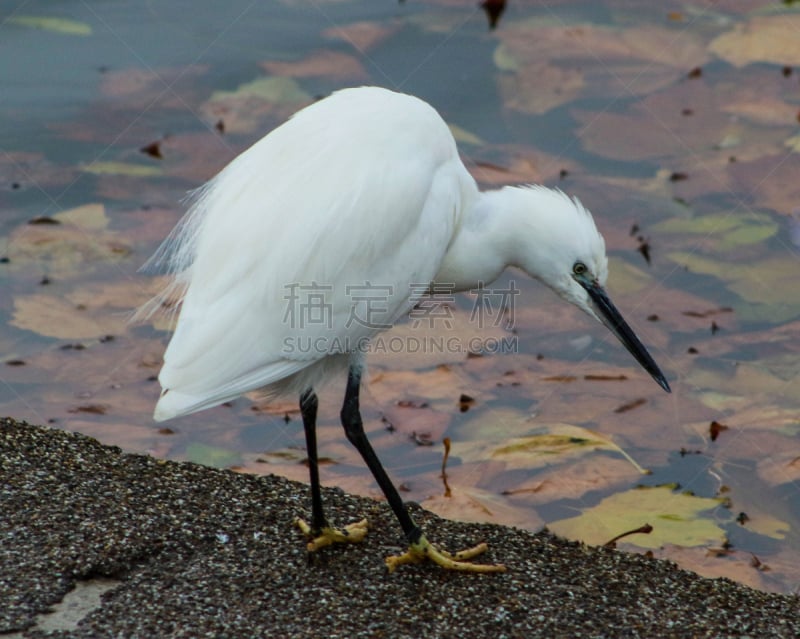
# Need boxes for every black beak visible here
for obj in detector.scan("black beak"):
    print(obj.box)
[579,278,671,393]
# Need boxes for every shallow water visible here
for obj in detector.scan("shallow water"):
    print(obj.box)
[1,0,798,593]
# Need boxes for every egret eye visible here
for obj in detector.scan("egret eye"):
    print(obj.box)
[573,262,587,276]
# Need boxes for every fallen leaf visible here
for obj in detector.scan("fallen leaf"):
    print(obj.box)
[448,124,484,146]
[81,162,162,177]
[496,21,709,114]
[381,403,451,442]
[654,210,778,253]
[10,294,127,340]
[185,442,242,469]
[261,51,368,81]
[322,20,399,51]
[548,485,726,549]
[667,252,800,322]
[574,81,740,161]
[727,153,800,215]
[53,203,109,230]
[710,15,800,68]
[496,456,643,505]
[7,15,91,36]
[201,76,310,134]
[421,484,543,531]
[758,451,800,486]
[498,61,585,115]
[452,423,648,474]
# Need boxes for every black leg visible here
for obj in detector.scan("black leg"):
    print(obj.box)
[300,388,326,533]
[340,366,422,545]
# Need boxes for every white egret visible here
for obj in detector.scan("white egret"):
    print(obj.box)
[145,86,670,573]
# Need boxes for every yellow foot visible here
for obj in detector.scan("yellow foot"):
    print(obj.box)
[385,535,506,573]
[295,517,369,552]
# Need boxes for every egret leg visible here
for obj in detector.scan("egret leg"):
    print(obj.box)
[340,366,505,573]
[295,388,368,552]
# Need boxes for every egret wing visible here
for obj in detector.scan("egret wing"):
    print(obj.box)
[151,88,475,418]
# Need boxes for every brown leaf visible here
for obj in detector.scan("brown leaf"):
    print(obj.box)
[11,294,126,340]
[321,20,398,52]
[68,404,107,415]
[261,51,368,81]
[380,403,450,442]
[140,140,163,159]
[709,420,729,442]
[574,81,733,161]
[710,16,800,68]
[614,398,647,413]
[727,153,800,215]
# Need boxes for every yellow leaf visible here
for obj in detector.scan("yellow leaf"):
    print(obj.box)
[448,124,484,146]
[209,76,309,104]
[605,257,654,296]
[654,212,778,251]
[493,43,519,71]
[709,16,800,68]
[453,423,648,474]
[11,294,125,340]
[8,15,92,36]
[185,442,241,469]
[81,162,161,177]
[744,512,790,540]
[53,203,108,230]
[667,252,800,321]
[548,485,725,549]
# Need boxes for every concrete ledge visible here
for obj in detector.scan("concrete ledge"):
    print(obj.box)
[1,418,797,638]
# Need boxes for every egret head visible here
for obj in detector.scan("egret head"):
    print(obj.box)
[510,186,670,393]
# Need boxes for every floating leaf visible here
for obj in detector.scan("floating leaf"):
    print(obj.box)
[667,252,800,322]
[53,203,109,230]
[497,21,709,114]
[10,294,126,340]
[498,61,584,115]
[203,76,310,134]
[493,43,519,71]
[709,15,800,68]
[758,450,800,487]
[654,211,778,252]
[548,485,725,549]
[421,485,543,531]
[209,76,309,105]
[381,403,450,442]
[448,124,484,146]
[8,15,92,36]
[574,82,738,161]
[453,423,648,474]
[261,51,368,81]
[185,442,241,469]
[605,257,654,296]
[742,511,790,541]
[81,162,162,177]
[321,20,398,52]
[4,215,131,278]
[727,153,800,216]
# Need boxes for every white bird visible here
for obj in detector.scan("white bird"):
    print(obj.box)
[145,86,670,573]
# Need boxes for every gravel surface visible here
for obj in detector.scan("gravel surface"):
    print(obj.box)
[1,417,797,638]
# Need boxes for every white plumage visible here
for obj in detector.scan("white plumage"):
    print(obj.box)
[143,86,669,572]
[146,86,668,422]
[149,88,466,418]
